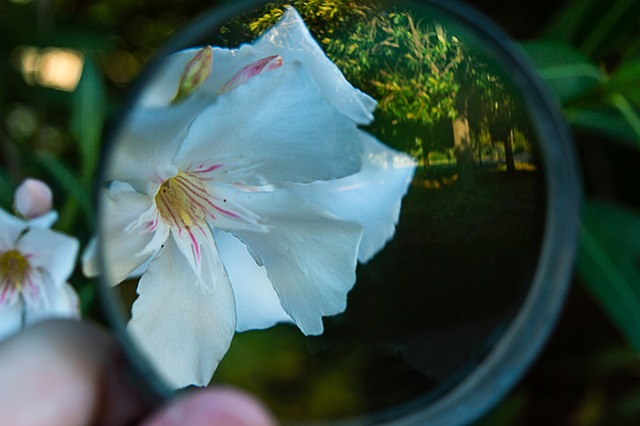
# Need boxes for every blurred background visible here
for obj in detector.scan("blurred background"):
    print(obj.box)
[1,0,639,424]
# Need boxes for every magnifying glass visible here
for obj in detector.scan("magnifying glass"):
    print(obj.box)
[95,0,580,424]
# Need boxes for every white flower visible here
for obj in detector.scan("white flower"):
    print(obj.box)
[0,205,80,341]
[101,7,415,389]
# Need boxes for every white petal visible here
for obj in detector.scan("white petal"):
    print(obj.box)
[99,189,161,286]
[24,282,80,325]
[27,211,58,229]
[138,49,205,107]
[284,133,416,262]
[128,230,236,388]
[228,189,363,335]
[253,7,378,124]
[106,101,203,191]
[17,227,79,288]
[214,230,292,331]
[50,283,80,317]
[0,208,27,250]
[81,237,99,277]
[176,62,363,185]
[0,302,23,341]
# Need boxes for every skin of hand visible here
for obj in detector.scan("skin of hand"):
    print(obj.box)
[0,320,276,426]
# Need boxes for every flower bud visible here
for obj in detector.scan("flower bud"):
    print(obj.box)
[218,55,283,95]
[14,178,53,219]
[170,46,213,105]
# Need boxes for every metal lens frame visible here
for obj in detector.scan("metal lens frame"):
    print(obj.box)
[97,0,581,424]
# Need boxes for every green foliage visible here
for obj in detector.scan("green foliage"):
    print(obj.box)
[247,0,373,38]
[324,12,463,125]
[517,1,640,422]
[578,201,640,351]
[520,41,605,103]
[524,42,640,146]
[71,56,106,189]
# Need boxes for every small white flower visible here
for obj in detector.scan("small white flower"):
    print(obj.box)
[101,7,415,389]
[0,207,80,341]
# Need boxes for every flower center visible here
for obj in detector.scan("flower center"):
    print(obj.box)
[0,249,30,291]
[154,171,210,230]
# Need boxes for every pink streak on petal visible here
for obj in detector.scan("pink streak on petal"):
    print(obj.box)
[218,55,283,94]
[192,164,222,174]
[187,228,201,267]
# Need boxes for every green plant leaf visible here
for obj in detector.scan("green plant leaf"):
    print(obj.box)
[34,152,94,231]
[0,168,13,210]
[605,59,640,106]
[520,41,604,103]
[542,0,640,60]
[608,93,640,142]
[71,55,106,188]
[578,0,639,56]
[578,200,640,351]
[565,105,640,146]
[542,0,600,43]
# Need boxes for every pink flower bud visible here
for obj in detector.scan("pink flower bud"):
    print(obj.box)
[218,55,283,95]
[14,178,53,219]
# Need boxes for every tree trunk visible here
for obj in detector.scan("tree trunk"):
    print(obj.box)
[504,128,515,173]
[452,114,474,187]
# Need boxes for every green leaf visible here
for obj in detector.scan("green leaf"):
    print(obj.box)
[578,200,640,351]
[565,105,640,146]
[579,0,638,56]
[542,0,600,43]
[71,55,106,188]
[34,153,94,231]
[605,59,640,106]
[0,168,13,210]
[520,41,604,103]
[608,93,640,142]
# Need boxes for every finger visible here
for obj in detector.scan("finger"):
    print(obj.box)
[0,319,149,426]
[141,387,277,426]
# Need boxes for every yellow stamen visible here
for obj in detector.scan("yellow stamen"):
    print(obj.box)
[154,171,210,229]
[0,249,30,291]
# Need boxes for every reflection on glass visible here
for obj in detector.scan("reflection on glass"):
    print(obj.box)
[98,0,546,423]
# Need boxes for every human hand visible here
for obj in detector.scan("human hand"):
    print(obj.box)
[0,320,276,426]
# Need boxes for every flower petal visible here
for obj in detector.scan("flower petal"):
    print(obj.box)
[214,230,292,331]
[176,62,363,185]
[106,101,204,191]
[27,211,58,229]
[24,282,80,325]
[99,189,161,286]
[0,208,26,250]
[128,228,236,388]
[81,237,99,277]
[253,7,377,124]
[17,226,79,288]
[0,302,22,341]
[284,133,416,262]
[226,189,363,335]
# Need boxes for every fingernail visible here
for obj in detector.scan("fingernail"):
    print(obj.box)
[142,387,277,426]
